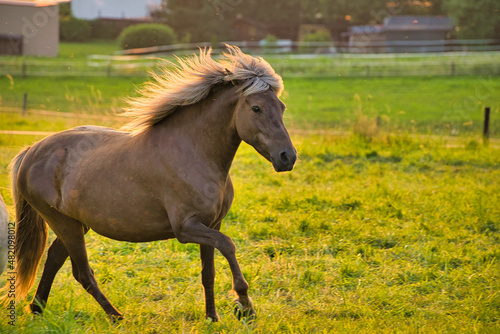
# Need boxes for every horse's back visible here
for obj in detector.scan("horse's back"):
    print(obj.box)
[16,126,129,210]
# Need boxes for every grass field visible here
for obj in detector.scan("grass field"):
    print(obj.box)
[1,75,499,136]
[0,133,498,333]
[0,45,499,333]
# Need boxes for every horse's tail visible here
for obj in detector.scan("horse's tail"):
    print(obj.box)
[1,147,48,303]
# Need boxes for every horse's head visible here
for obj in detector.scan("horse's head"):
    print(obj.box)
[234,90,296,172]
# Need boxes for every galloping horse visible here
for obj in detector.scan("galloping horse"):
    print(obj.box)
[4,46,296,321]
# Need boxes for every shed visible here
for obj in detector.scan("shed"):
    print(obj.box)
[344,25,384,53]
[345,16,454,53]
[0,0,61,57]
[382,16,454,52]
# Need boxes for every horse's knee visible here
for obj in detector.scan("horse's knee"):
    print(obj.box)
[218,238,236,256]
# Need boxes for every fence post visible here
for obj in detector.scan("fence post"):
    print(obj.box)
[483,106,490,145]
[22,61,27,78]
[22,93,27,116]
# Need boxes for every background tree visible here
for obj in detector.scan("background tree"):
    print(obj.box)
[237,0,303,24]
[444,0,500,39]
[302,0,387,40]
[388,0,446,16]
[166,0,233,43]
[164,0,497,42]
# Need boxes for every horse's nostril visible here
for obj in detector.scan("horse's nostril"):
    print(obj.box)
[280,151,289,164]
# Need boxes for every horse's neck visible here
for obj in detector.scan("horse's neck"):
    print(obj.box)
[151,85,241,175]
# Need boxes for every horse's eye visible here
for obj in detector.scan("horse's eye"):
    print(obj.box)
[251,106,261,113]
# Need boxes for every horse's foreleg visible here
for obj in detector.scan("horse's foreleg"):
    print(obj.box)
[177,218,255,320]
[200,244,218,321]
[30,237,69,314]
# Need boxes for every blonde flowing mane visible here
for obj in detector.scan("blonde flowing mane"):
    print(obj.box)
[121,45,284,133]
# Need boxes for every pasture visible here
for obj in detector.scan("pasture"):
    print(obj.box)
[0,50,499,333]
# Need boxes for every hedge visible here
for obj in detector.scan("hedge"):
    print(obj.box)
[60,17,92,42]
[118,24,177,50]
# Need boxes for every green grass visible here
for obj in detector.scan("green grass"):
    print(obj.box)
[58,40,120,60]
[1,75,499,136]
[265,52,500,77]
[0,133,498,333]
[0,47,499,332]
[283,75,500,135]
[0,41,119,62]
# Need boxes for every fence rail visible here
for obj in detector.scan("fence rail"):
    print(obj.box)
[0,51,499,78]
[116,39,500,55]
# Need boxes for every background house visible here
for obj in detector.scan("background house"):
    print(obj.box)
[343,25,384,53]
[345,16,454,53]
[0,0,61,56]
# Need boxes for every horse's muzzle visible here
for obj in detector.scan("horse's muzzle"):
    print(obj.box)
[272,148,297,172]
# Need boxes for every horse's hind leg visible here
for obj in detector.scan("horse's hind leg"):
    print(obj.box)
[30,237,69,314]
[30,226,91,314]
[41,212,122,319]
[64,226,122,319]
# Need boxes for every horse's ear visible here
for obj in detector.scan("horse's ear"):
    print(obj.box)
[225,68,239,86]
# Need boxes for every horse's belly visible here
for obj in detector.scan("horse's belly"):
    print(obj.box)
[85,213,175,242]
[68,190,175,242]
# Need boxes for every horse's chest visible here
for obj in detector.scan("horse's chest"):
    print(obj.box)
[190,186,228,226]
[167,174,233,228]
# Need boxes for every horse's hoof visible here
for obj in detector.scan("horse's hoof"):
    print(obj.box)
[30,303,43,315]
[206,314,220,322]
[109,312,124,322]
[233,297,256,322]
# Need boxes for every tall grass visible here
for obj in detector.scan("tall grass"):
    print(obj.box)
[0,130,498,333]
[0,59,498,332]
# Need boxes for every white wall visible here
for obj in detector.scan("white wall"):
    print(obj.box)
[0,3,59,57]
[71,0,162,20]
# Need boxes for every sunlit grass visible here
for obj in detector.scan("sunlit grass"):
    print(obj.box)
[0,53,498,332]
[0,130,498,333]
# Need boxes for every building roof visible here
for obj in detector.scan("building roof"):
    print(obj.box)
[347,16,454,36]
[383,16,454,32]
[350,25,383,35]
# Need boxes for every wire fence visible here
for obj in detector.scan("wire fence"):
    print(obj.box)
[0,50,499,78]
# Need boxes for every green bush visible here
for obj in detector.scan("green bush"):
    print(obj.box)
[60,17,91,42]
[118,24,177,50]
[300,30,332,53]
[262,34,278,53]
[302,30,332,42]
